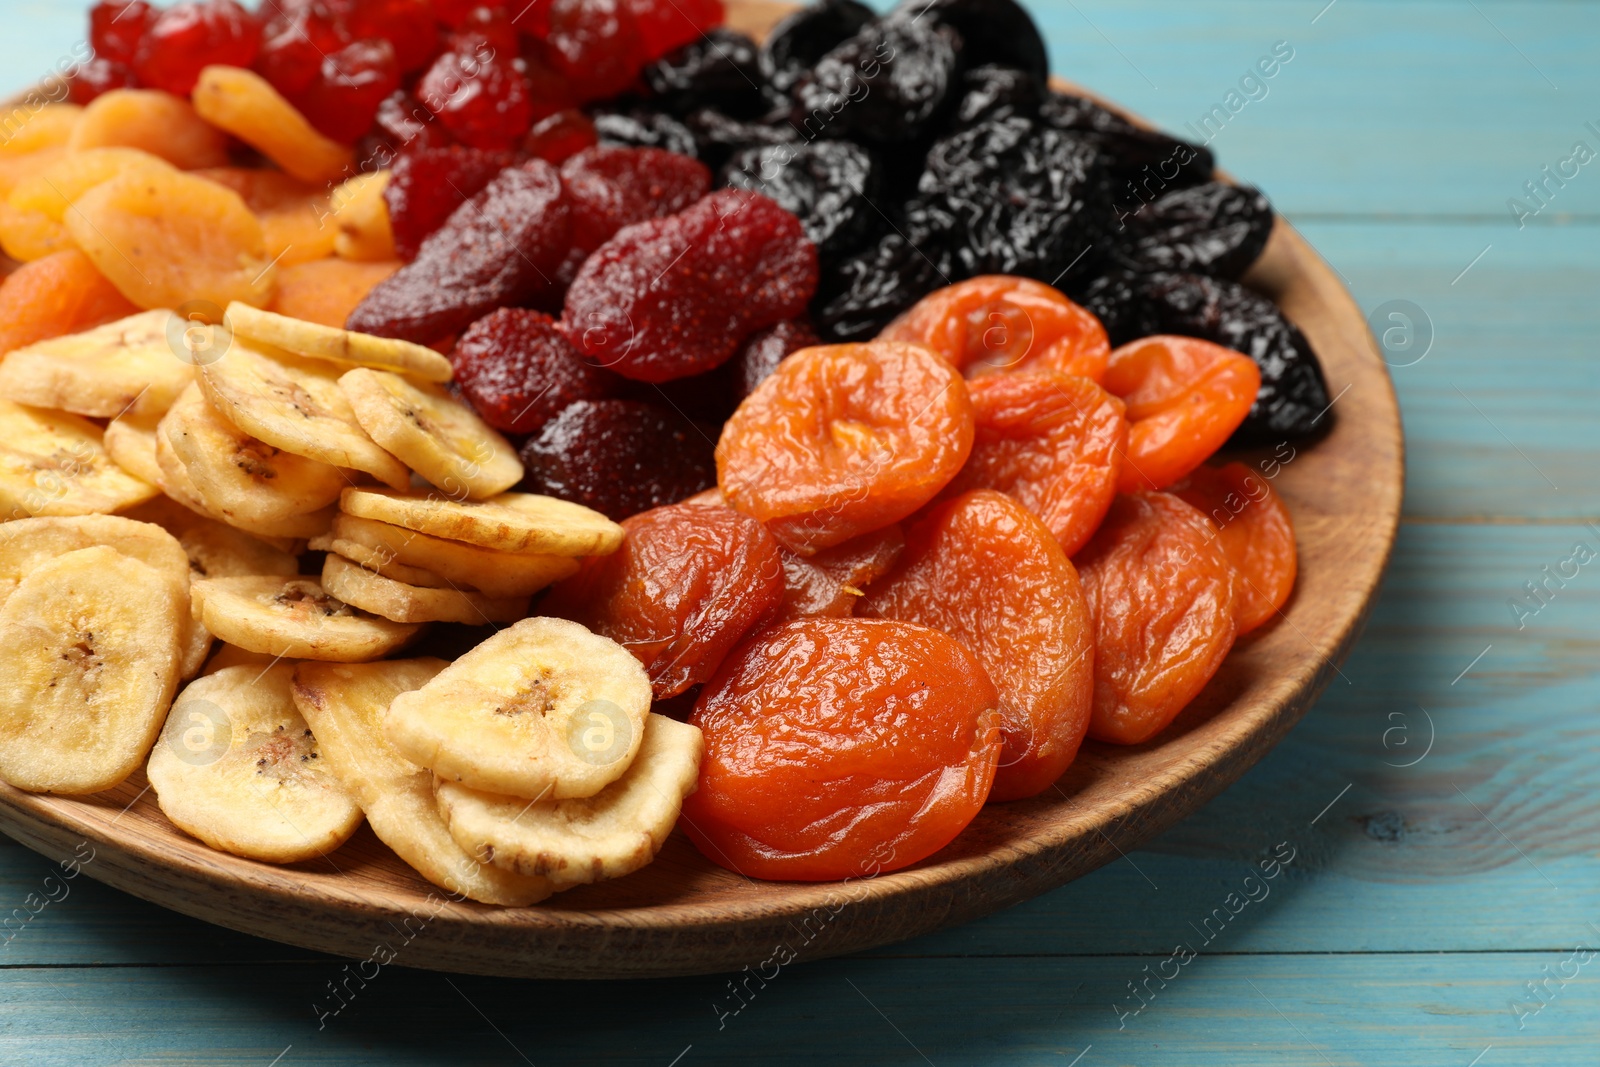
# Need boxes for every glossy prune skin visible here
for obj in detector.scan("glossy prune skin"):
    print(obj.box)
[1113,182,1274,279]
[684,106,803,169]
[812,229,946,342]
[759,0,876,96]
[732,318,820,398]
[683,617,1002,881]
[791,18,962,145]
[644,29,767,117]
[889,0,1049,82]
[1172,462,1297,634]
[543,502,785,698]
[452,308,619,435]
[384,146,516,262]
[721,140,880,259]
[591,108,699,157]
[519,399,718,520]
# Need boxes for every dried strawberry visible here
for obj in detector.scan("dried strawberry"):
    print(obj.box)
[301,38,401,144]
[627,0,723,62]
[452,308,619,434]
[519,399,718,520]
[68,57,136,105]
[560,145,710,261]
[541,0,644,103]
[732,318,819,397]
[417,37,534,150]
[563,189,818,382]
[523,109,597,164]
[348,158,570,342]
[133,0,260,97]
[384,144,516,261]
[256,2,347,99]
[89,1,155,65]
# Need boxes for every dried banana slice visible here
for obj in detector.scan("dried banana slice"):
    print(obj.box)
[385,617,651,800]
[308,532,451,588]
[0,310,194,420]
[435,714,701,887]
[225,302,452,382]
[155,414,335,542]
[103,414,164,485]
[340,488,624,557]
[327,513,578,596]
[291,659,552,906]
[0,546,184,794]
[192,575,421,662]
[0,400,158,518]
[147,664,363,864]
[339,368,521,500]
[321,553,527,625]
[197,341,409,490]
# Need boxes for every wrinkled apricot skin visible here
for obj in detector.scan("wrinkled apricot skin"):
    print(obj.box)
[717,342,975,555]
[543,503,785,699]
[269,258,399,328]
[776,523,905,620]
[684,617,1002,881]
[0,249,138,355]
[0,147,176,262]
[0,105,82,155]
[67,90,228,169]
[1103,335,1261,493]
[331,172,397,261]
[861,490,1093,801]
[1075,492,1238,746]
[944,371,1127,556]
[1173,462,1297,633]
[195,166,339,267]
[191,66,352,184]
[879,276,1111,383]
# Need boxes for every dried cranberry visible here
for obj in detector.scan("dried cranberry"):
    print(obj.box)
[68,57,136,105]
[384,144,516,261]
[560,145,710,261]
[452,308,619,434]
[348,159,570,342]
[89,1,155,65]
[627,0,723,62]
[256,3,349,100]
[731,319,818,397]
[433,0,506,29]
[564,190,818,383]
[358,90,452,169]
[133,0,261,97]
[519,399,718,520]
[542,0,643,103]
[417,38,534,150]
[523,109,597,164]
[301,38,401,144]
[445,4,519,55]
[335,0,440,72]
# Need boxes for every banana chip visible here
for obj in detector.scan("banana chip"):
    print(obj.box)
[435,714,701,887]
[308,532,451,588]
[339,368,521,500]
[197,341,410,490]
[155,413,335,542]
[103,414,164,485]
[340,488,624,557]
[291,659,552,906]
[0,310,194,419]
[0,399,158,518]
[327,513,578,596]
[0,546,184,794]
[385,617,652,801]
[192,575,422,662]
[321,553,527,625]
[224,302,453,382]
[147,664,364,864]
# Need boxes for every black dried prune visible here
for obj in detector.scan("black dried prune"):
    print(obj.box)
[591,108,699,157]
[685,106,801,169]
[722,140,881,259]
[760,0,876,96]
[791,18,962,144]
[889,0,1048,82]
[644,29,767,118]
[813,231,946,341]
[953,64,1043,127]
[1113,182,1274,279]
[1041,90,1214,200]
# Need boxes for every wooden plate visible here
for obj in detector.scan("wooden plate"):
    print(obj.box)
[0,3,1401,979]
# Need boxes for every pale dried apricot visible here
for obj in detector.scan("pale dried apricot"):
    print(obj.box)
[0,249,137,356]
[1,148,176,261]
[331,173,397,262]
[67,90,227,169]
[195,167,338,267]
[269,259,399,328]
[0,105,82,156]
[1172,462,1297,633]
[191,66,352,185]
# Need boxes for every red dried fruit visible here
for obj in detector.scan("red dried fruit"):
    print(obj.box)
[560,145,709,265]
[732,318,819,398]
[90,1,155,65]
[452,307,619,433]
[542,0,644,103]
[544,502,784,698]
[776,523,904,620]
[684,617,1002,881]
[338,0,440,72]
[358,90,452,169]
[256,2,347,100]
[523,108,597,164]
[417,38,534,151]
[132,0,261,97]
[564,190,818,383]
[1172,462,1297,633]
[68,57,136,105]
[627,0,722,62]
[433,0,507,29]
[1075,491,1238,745]
[347,158,570,342]
[445,4,520,55]
[384,144,516,262]
[300,38,402,144]
[519,398,718,520]
[861,490,1094,801]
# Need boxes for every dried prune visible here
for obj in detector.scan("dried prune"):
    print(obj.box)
[452,308,619,434]
[1114,182,1274,279]
[791,18,961,144]
[759,0,875,96]
[684,107,802,169]
[776,522,904,619]
[564,189,818,383]
[1172,462,1296,634]
[721,140,880,259]
[383,145,517,262]
[544,501,783,697]
[861,490,1093,801]
[644,29,765,117]
[953,64,1043,127]
[890,0,1048,81]
[732,318,819,397]
[560,145,710,264]
[1075,491,1237,745]
[520,399,718,520]
[683,617,1002,881]
[347,158,569,342]
[591,108,699,157]
[1042,91,1213,186]
[717,341,974,554]
[812,229,946,342]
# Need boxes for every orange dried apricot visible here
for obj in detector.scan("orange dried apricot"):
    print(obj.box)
[861,490,1093,800]
[1075,492,1238,745]
[943,371,1127,556]
[543,502,785,699]
[1,148,177,261]
[0,105,82,156]
[67,90,228,169]
[191,67,352,185]
[195,167,339,267]
[717,341,974,555]
[775,522,905,620]
[1103,335,1260,493]
[330,173,397,261]
[1172,462,1297,633]
[67,169,275,311]
[879,275,1111,382]
[684,617,1002,881]
[268,258,399,328]
[0,249,137,356]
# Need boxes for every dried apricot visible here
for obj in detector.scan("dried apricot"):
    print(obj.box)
[776,523,905,620]
[683,617,1002,881]
[0,249,138,356]
[192,66,353,185]
[879,276,1111,382]
[2,148,177,262]
[1172,462,1296,633]
[0,105,82,156]
[330,172,397,261]
[717,341,975,555]
[943,372,1127,556]
[268,258,399,328]
[861,490,1093,800]
[1075,492,1238,745]
[543,502,785,699]
[1103,335,1260,492]
[67,169,275,311]
[67,90,228,169]
[195,167,337,267]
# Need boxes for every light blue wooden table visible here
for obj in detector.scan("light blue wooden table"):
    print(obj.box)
[2,2,1598,1063]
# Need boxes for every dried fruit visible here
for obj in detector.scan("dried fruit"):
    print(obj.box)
[68,58,137,106]
[792,17,961,144]
[383,145,515,262]
[775,522,903,620]
[0,249,138,356]
[331,172,398,261]
[759,0,874,96]
[1113,182,1274,279]
[544,502,784,697]
[643,29,764,117]
[271,259,400,329]
[731,318,819,398]
[542,0,644,103]
[722,140,880,260]
[67,88,230,169]
[560,145,710,266]
[1103,335,1260,492]
[1172,462,1296,633]
[890,0,1048,80]
[255,2,347,101]
[683,616,1001,881]
[523,108,598,164]
[191,65,354,184]
[300,38,403,145]
[340,0,440,73]
[813,230,944,342]
[4,148,176,262]
[90,0,155,65]
[0,106,81,156]
[417,36,533,151]
[592,108,698,157]
[452,308,618,434]
[132,0,261,97]
[1075,491,1237,745]
[627,0,723,61]
[952,64,1043,128]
